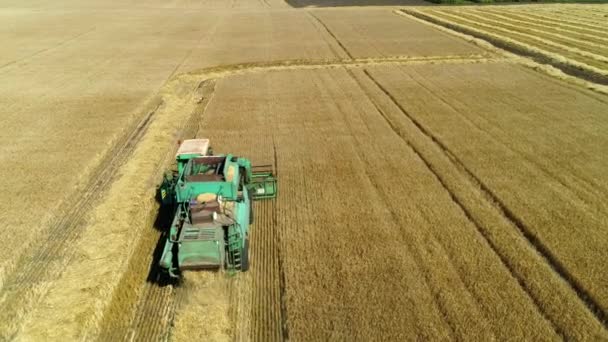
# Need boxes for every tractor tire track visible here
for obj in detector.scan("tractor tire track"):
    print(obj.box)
[273,142,289,342]
[0,27,97,71]
[306,18,558,336]
[356,68,562,338]
[339,69,461,340]
[0,96,163,339]
[113,80,217,342]
[307,12,354,60]
[359,67,608,330]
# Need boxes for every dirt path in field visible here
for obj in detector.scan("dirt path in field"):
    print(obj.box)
[2,1,608,340]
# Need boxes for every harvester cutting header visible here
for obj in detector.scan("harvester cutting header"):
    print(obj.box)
[158,139,276,278]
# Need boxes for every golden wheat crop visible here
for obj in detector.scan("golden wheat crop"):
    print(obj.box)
[4,1,608,340]
[177,66,608,340]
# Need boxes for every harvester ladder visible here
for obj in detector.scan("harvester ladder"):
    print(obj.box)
[227,230,242,272]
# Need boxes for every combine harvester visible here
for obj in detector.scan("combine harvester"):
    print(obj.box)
[158,139,276,278]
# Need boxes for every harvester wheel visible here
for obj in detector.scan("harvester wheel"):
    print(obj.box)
[241,237,250,272]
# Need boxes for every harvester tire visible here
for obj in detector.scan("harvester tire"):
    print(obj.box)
[241,237,250,272]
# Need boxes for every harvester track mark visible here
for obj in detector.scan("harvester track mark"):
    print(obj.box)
[273,138,290,342]
[0,27,97,71]
[110,80,217,341]
[277,206,290,342]
[400,66,608,226]
[360,68,608,329]
[352,69,563,339]
[307,12,354,60]
[128,285,182,342]
[0,98,162,338]
[306,14,347,60]
[338,67,493,340]
[400,9,608,87]
[345,96,460,340]
[165,17,222,82]
[356,136,462,339]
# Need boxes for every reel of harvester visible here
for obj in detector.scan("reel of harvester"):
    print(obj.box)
[157,139,277,278]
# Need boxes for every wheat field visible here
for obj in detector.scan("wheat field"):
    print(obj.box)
[1,0,607,340]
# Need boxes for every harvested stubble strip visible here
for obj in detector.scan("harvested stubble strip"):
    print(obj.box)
[428,10,608,68]
[537,8,608,28]
[502,10,608,34]
[13,74,207,340]
[394,10,608,98]
[170,84,282,341]
[476,9,608,44]
[170,273,232,342]
[459,10,608,54]
[402,9,608,87]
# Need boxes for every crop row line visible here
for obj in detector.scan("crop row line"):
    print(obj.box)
[476,9,608,43]
[358,67,607,329]
[451,9,608,54]
[349,68,561,337]
[400,9,608,88]
[312,27,492,338]
[517,9,608,30]
[307,12,354,59]
[429,10,608,65]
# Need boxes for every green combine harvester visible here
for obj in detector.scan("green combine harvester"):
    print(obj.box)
[158,139,276,278]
